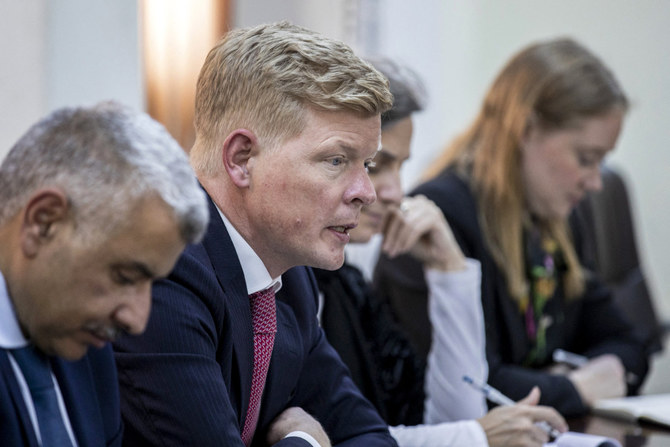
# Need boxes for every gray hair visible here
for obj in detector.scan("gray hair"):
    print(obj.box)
[367,57,427,129]
[0,101,209,244]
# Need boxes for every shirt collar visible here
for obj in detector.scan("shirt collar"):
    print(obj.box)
[0,269,29,349]
[215,206,282,295]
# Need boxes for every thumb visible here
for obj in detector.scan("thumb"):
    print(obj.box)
[518,386,541,406]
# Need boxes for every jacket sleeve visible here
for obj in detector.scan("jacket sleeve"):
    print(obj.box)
[375,172,649,417]
[278,268,398,447]
[423,260,489,423]
[113,247,250,446]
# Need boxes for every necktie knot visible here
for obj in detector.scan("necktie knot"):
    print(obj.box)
[11,346,52,393]
[249,288,277,334]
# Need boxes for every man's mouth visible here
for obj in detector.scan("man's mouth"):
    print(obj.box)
[330,224,356,235]
[86,325,120,345]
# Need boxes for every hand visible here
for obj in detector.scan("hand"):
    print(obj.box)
[477,387,567,447]
[568,354,626,407]
[544,363,573,376]
[266,407,331,447]
[382,195,466,271]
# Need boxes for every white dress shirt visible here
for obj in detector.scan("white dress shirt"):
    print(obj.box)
[341,252,490,446]
[0,270,79,446]
[216,207,320,447]
[390,260,489,447]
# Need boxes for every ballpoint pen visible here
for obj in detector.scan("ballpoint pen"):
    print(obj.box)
[463,375,562,441]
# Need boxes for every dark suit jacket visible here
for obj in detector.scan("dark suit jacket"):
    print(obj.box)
[113,196,395,446]
[314,264,424,427]
[0,345,123,446]
[374,170,649,417]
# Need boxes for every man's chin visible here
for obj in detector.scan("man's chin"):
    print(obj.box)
[312,253,345,271]
[51,341,90,361]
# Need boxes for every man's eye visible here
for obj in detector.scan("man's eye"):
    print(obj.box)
[577,153,600,168]
[328,157,344,167]
[113,271,136,286]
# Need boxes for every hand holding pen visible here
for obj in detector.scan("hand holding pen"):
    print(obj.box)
[553,349,638,385]
[463,375,567,443]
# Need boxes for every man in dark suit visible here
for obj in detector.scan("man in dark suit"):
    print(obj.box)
[112,22,395,446]
[0,102,209,446]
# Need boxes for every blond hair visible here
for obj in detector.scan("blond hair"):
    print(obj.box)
[191,21,393,176]
[426,38,628,303]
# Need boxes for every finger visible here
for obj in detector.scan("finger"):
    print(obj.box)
[526,407,568,433]
[389,211,433,255]
[518,386,541,406]
[383,200,431,256]
[530,424,551,445]
[382,210,405,256]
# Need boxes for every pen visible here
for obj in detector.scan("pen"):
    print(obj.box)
[463,375,562,441]
[552,349,638,385]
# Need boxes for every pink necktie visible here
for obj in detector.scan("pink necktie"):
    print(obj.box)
[241,287,277,446]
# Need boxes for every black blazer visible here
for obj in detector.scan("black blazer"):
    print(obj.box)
[315,264,424,427]
[374,170,649,417]
[114,196,396,446]
[0,345,123,446]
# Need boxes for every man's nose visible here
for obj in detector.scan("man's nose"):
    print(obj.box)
[585,166,603,191]
[113,283,152,335]
[377,171,403,206]
[347,168,377,206]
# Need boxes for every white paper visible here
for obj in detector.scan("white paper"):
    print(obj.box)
[544,431,621,447]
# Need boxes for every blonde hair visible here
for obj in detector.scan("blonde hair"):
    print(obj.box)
[191,21,393,176]
[426,38,628,303]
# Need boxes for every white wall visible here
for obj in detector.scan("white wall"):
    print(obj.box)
[45,0,142,112]
[0,1,47,158]
[0,0,141,160]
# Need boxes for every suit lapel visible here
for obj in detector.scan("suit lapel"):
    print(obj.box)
[51,356,105,447]
[0,349,39,446]
[201,197,254,429]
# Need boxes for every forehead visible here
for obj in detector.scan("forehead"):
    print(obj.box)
[93,196,184,277]
[380,117,412,157]
[574,110,623,147]
[300,108,381,155]
[542,109,624,148]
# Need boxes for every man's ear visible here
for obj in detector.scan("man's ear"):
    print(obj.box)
[222,129,258,188]
[21,188,69,258]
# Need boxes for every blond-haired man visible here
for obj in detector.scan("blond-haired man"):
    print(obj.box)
[113,22,395,446]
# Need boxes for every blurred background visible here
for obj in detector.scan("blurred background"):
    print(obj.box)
[2,0,669,392]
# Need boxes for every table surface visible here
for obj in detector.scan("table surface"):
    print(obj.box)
[569,414,670,446]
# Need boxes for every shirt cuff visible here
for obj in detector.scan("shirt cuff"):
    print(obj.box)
[285,431,322,447]
[426,258,480,283]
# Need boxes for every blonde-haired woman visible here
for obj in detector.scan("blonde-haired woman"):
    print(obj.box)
[374,37,649,417]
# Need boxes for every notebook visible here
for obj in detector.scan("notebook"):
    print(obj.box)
[545,432,620,447]
[592,393,670,428]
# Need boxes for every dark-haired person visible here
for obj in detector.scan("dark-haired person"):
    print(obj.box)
[316,58,566,447]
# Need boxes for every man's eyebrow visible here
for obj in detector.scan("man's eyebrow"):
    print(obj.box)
[579,145,610,153]
[375,148,398,161]
[116,262,156,279]
[336,142,374,157]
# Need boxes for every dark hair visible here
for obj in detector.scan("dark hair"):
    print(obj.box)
[367,58,427,129]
